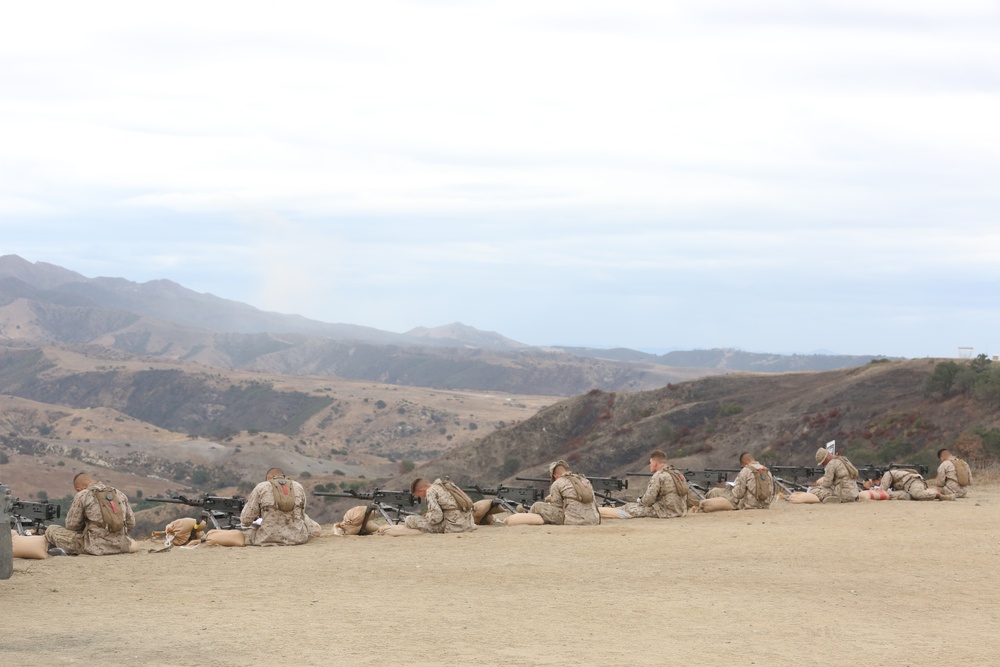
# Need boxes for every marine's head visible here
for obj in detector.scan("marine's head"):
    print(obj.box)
[739,451,754,467]
[815,448,832,466]
[265,468,284,481]
[649,449,668,473]
[937,448,951,462]
[549,460,570,480]
[410,477,431,500]
[73,472,94,492]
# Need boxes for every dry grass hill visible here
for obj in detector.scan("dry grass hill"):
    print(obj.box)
[412,358,1000,487]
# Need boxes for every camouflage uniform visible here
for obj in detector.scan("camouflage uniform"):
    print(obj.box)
[878,469,939,500]
[811,457,859,503]
[932,459,970,498]
[530,474,601,525]
[241,477,311,546]
[732,462,775,509]
[45,482,135,555]
[706,463,774,509]
[623,467,686,518]
[404,479,475,533]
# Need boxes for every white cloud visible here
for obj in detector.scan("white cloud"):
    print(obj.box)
[1,1,998,357]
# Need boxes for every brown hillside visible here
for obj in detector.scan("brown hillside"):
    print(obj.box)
[412,359,1000,486]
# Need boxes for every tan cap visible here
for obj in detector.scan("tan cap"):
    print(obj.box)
[815,448,829,465]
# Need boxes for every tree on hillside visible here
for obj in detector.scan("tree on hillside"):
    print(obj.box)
[924,361,960,397]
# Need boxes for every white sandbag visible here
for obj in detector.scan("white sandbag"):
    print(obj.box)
[204,529,245,547]
[12,534,48,559]
[699,497,735,512]
[504,513,544,526]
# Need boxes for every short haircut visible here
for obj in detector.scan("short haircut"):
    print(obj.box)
[410,478,428,494]
[738,451,752,465]
[649,450,667,462]
[73,472,93,488]
[937,449,949,460]
[265,468,284,480]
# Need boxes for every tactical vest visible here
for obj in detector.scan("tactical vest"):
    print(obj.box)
[953,458,972,487]
[564,473,595,504]
[92,486,125,533]
[751,465,773,502]
[268,477,297,512]
[440,478,473,512]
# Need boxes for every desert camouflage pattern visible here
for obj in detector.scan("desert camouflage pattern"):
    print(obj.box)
[45,482,135,555]
[622,468,686,518]
[932,459,970,498]
[811,458,859,502]
[529,475,600,525]
[241,477,311,546]
[878,469,938,501]
[404,479,475,533]
[706,486,735,503]
[731,462,775,509]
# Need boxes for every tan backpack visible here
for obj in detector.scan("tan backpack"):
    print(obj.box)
[953,458,972,487]
[836,456,859,480]
[665,467,690,497]
[91,486,125,533]
[440,478,473,512]
[268,477,297,512]
[751,465,773,502]
[564,473,595,505]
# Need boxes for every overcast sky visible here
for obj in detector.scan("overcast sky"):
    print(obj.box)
[2,1,998,358]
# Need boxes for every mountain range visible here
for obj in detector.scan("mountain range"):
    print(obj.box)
[0,254,888,394]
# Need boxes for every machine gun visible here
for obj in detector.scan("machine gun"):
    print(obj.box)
[463,485,543,513]
[10,498,62,536]
[515,476,629,506]
[147,495,246,530]
[627,469,730,500]
[313,489,420,533]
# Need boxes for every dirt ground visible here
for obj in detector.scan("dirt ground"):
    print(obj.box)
[3,486,999,667]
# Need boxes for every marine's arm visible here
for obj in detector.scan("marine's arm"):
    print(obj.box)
[639,473,663,506]
[932,461,948,487]
[122,491,136,531]
[732,467,750,501]
[814,465,834,489]
[549,479,566,509]
[64,491,87,531]
[240,485,263,526]
[424,486,445,526]
[879,471,893,490]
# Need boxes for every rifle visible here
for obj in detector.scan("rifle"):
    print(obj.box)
[147,495,246,530]
[515,476,629,506]
[463,485,543,513]
[10,498,62,536]
[313,489,419,534]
